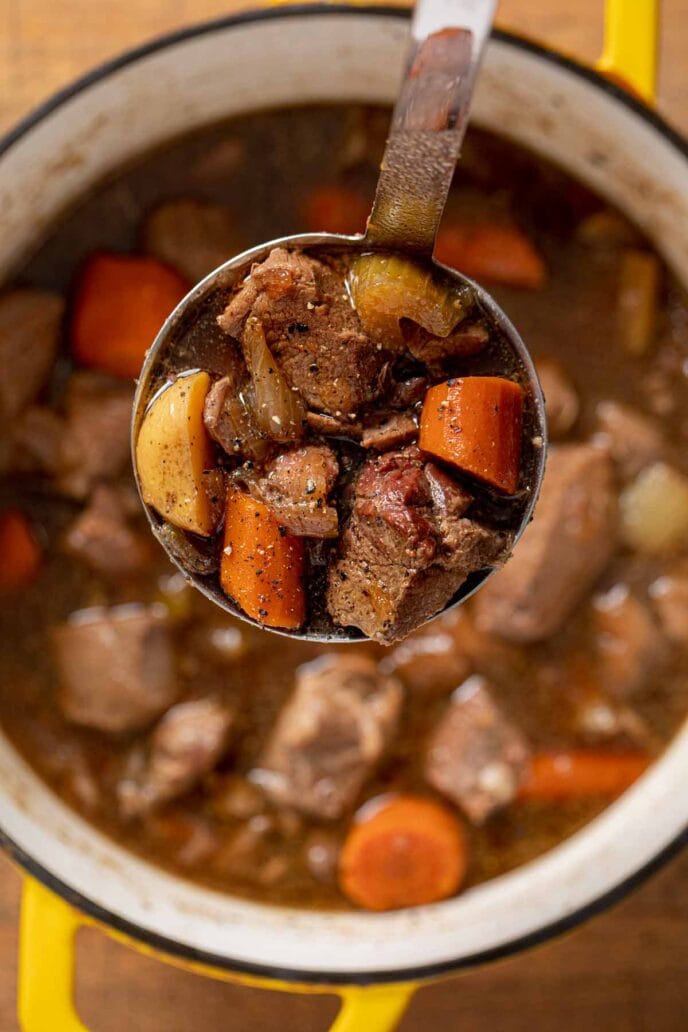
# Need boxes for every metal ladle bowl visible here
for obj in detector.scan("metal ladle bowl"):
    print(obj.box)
[132,0,547,642]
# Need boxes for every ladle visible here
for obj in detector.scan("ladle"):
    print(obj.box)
[132,0,547,641]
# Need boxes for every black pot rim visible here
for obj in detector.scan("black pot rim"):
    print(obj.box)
[1,2,687,989]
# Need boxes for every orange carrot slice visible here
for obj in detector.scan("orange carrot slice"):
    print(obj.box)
[71,252,189,380]
[339,794,468,911]
[435,223,546,289]
[0,510,42,593]
[518,750,650,802]
[220,487,305,629]
[419,376,524,494]
[302,186,370,236]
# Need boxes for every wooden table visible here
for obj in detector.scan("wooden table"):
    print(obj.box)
[1,1,688,1028]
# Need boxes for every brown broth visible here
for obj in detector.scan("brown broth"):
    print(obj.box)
[1,105,687,909]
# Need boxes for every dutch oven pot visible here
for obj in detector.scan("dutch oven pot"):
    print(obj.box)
[1,2,687,1029]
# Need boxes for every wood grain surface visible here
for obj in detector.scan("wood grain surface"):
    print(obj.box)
[1,1,688,1029]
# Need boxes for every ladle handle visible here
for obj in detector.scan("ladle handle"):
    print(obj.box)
[365,0,496,257]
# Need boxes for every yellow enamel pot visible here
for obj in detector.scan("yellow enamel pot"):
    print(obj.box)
[2,2,687,1030]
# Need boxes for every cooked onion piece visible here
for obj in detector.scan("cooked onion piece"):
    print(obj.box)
[348,253,471,349]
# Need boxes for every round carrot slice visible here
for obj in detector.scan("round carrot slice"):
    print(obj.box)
[339,794,468,911]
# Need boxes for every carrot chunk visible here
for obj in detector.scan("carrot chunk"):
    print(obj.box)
[71,252,189,380]
[339,794,468,911]
[220,487,306,629]
[518,750,650,802]
[302,186,370,236]
[0,510,42,593]
[435,223,546,289]
[419,376,524,494]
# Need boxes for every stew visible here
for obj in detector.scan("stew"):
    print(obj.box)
[0,105,687,911]
[136,245,536,641]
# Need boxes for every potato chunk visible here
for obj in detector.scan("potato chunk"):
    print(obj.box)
[136,371,222,535]
[620,462,688,554]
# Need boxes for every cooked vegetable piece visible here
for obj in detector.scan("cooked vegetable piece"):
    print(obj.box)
[72,252,188,379]
[616,250,659,355]
[338,794,468,911]
[0,510,41,592]
[519,750,649,801]
[243,317,306,442]
[136,371,222,535]
[419,377,524,494]
[348,253,470,349]
[302,185,370,235]
[220,486,305,629]
[435,223,546,289]
[620,462,688,554]
[576,209,639,247]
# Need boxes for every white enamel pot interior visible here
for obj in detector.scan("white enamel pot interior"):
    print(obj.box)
[1,5,687,986]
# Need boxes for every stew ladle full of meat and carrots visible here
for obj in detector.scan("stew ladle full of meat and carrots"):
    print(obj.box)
[132,0,547,644]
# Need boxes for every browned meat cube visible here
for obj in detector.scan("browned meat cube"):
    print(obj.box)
[53,604,178,733]
[251,444,339,537]
[404,320,488,366]
[649,568,688,644]
[142,198,239,282]
[595,400,665,481]
[218,248,388,417]
[536,358,579,438]
[592,585,666,697]
[61,485,151,578]
[202,370,269,464]
[0,405,65,475]
[56,372,135,498]
[118,697,234,816]
[380,626,470,693]
[252,654,403,819]
[0,288,64,420]
[424,676,530,823]
[360,412,418,451]
[327,448,511,643]
[475,444,618,643]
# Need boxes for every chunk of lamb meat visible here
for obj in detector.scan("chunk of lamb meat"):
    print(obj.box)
[56,373,135,498]
[327,447,511,644]
[0,288,64,421]
[380,625,471,694]
[387,376,429,410]
[53,604,178,733]
[61,485,150,578]
[474,444,618,643]
[649,566,688,644]
[252,654,403,819]
[218,248,388,417]
[203,370,269,464]
[142,198,239,282]
[424,675,530,823]
[592,584,666,698]
[594,400,665,481]
[536,357,579,438]
[0,405,65,475]
[360,412,418,451]
[248,444,339,536]
[118,697,234,817]
[304,410,362,439]
[403,319,488,366]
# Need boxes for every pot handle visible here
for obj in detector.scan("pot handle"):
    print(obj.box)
[598,0,659,102]
[330,984,417,1032]
[17,877,416,1032]
[18,878,87,1031]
